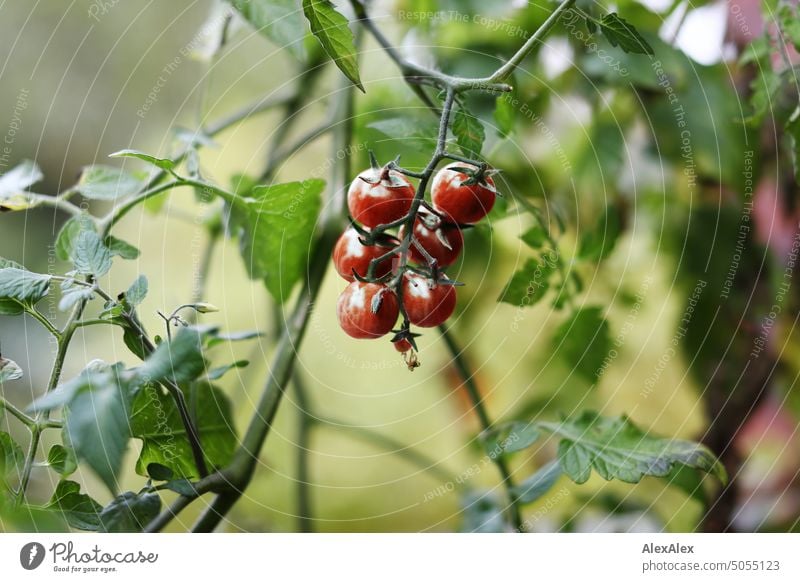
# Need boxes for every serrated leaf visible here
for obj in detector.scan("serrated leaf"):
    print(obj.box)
[109,149,176,171]
[75,165,148,200]
[367,116,439,152]
[498,256,556,306]
[232,0,307,61]
[46,480,102,531]
[599,13,654,55]
[520,225,547,249]
[538,411,727,486]
[0,161,43,211]
[130,383,236,479]
[302,0,364,91]
[240,179,324,302]
[125,275,148,307]
[106,236,140,260]
[99,491,161,532]
[46,444,77,476]
[452,107,485,157]
[552,307,610,384]
[511,460,562,504]
[0,358,23,383]
[70,229,113,277]
[0,267,51,307]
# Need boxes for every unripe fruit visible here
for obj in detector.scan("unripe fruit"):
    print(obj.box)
[347,167,415,228]
[402,273,457,328]
[332,228,395,281]
[337,282,399,339]
[399,215,464,268]
[393,338,414,353]
[431,162,496,224]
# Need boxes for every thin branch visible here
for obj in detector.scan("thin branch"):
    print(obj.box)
[438,325,523,531]
[293,375,314,533]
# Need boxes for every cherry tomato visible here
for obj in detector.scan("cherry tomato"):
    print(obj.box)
[402,273,457,328]
[332,228,396,281]
[393,337,414,353]
[399,215,464,267]
[347,167,415,228]
[337,282,399,339]
[431,162,496,224]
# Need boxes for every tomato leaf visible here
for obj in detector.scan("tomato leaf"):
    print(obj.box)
[498,256,556,306]
[538,411,727,485]
[241,179,324,303]
[99,491,161,532]
[599,13,654,55]
[0,267,52,308]
[46,480,103,531]
[511,460,562,504]
[0,160,43,212]
[0,432,24,489]
[231,0,307,61]
[302,0,364,92]
[452,106,485,157]
[75,165,148,200]
[109,149,176,171]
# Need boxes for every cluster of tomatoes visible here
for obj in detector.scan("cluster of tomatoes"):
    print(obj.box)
[333,159,497,368]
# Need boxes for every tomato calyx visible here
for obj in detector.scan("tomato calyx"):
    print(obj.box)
[359,152,412,189]
[449,163,501,194]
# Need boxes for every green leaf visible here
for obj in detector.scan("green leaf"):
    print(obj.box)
[481,421,540,457]
[0,357,23,384]
[71,229,113,277]
[206,330,263,347]
[241,179,324,302]
[599,13,654,55]
[46,444,78,477]
[57,365,132,494]
[494,89,516,137]
[163,478,197,496]
[520,225,547,249]
[125,275,148,307]
[511,460,562,504]
[0,267,51,308]
[302,0,364,91]
[99,491,161,532]
[109,149,176,171]
[231,0,307,61]
[452,106,485,157]
[145,462,174,481]
[460,492,509,533]
[578,203,622,261]
[58,279,95,312]
[538,411,727,485]
[106,236,140,260]
[136,327,207,385]
[204,360,248,381]
[552,307,610,384]
[55,214,96,261]
[46,480,103,531]
[497,256,556,306]
[778,4,800,51]
[0,432,24,488]
[75,165,148,200]
[0,160,43,212]
[130,383,237,479]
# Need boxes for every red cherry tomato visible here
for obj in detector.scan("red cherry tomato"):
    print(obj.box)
[393,337,414,353]
[398,215,464,268]
[431,162,496,224]
[402,273,457,328]
[332,228,396,281]
[347,167,415,228]
[337,282,399,339]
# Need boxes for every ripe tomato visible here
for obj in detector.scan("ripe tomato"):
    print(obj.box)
[337,282,399,339]
[332,228,395,281]
[431,162,496,224]
[402,273,457,328]
[399,214,464,267]
[393,337,414,353]
[347,167,415,228]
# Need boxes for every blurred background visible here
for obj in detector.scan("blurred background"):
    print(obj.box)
[1,0,799,532]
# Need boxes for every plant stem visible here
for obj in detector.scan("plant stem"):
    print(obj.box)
[0,398,36,427]
[293,374,314,533]
[438,325,523,531]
